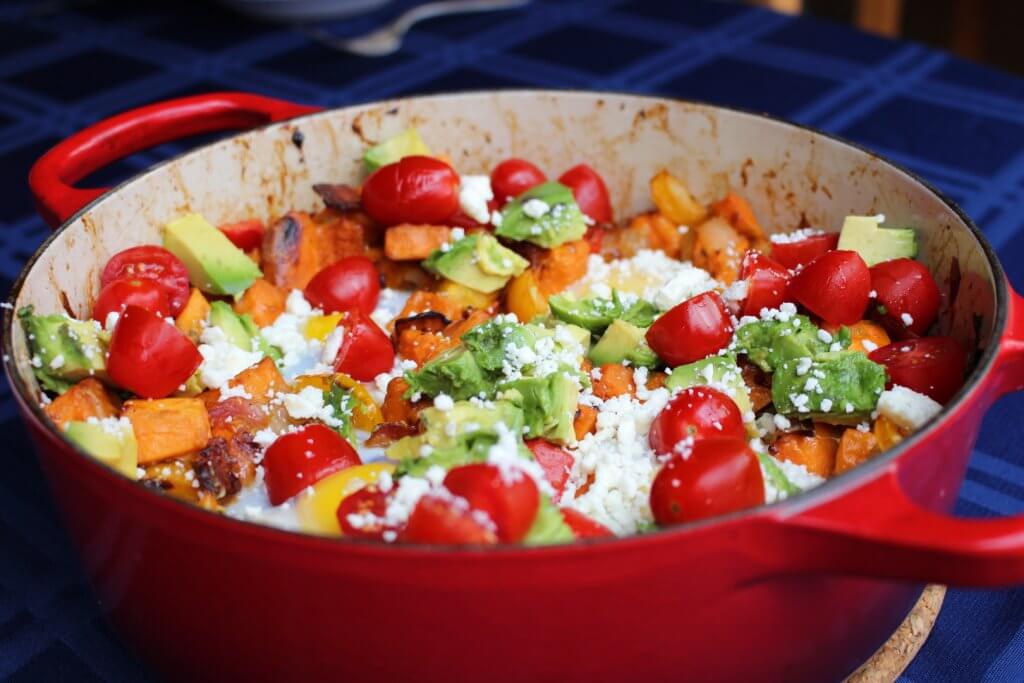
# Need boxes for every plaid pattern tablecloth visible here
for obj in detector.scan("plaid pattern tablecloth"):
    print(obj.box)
[1,1,1023,680]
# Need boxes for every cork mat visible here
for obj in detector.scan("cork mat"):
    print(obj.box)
[847,585,946,683]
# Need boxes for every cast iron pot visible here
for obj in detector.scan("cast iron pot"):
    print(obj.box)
[8,91,1024,683]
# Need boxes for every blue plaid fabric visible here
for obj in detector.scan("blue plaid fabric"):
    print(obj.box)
[1,0,1023,680]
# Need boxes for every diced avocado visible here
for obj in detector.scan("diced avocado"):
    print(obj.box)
[625,338,660,369]
[174,372,204,397]
[756,452,799,498]
[19,306,109,394]
[164,213,261,296]
[524,494,574,545]
[210,301,254,350]
[405,346,490,401]
[665,354,753,419]
[239,312,282,361]
[836,215,918,266]
[734,315,842,373]
[388,400,525,474]
[771,351,887,421]
[498,373,580,445]
[423,233,528,294]
[364,128,431,172]
[65,418,137,478]
[558,323,592,356]
[496,181,587,248]
[589,319,646,366]
[549,291,658,335]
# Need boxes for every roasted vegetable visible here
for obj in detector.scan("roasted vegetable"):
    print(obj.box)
[44,377,120,430]
[124,397,211,464]
[384,224,453,261]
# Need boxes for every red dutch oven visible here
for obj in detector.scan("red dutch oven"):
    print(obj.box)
[6,91,1024,682]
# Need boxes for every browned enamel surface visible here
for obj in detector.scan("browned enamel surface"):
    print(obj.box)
[9,91,997,401]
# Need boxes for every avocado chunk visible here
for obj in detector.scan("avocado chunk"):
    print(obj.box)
[364,128,431,172]
[19,306,109,394]
[496,181,587,248]
[423,233,528,293]
[836,215,917,266]
[208,301,281,361]
[388,400,526,474]
[549,291,658,335]
[734,314,847,373]
[164,213,261,296]
[65,418,137,478]
[589,319,647,366]
[405,346,491,401]
[524,494,575,545]
[499,373,580,445]
[665,354,754,419]
[771,351,886,421]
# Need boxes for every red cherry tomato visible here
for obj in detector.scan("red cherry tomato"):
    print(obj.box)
[304,256,381,315]
[649,387,746,455]
[770,232,839,270]
[101,245,190,315]
[332,309,395,381]
[92,279,170,323]
[336,485,392,540]
[869,258,941,338]
[789,250,871,325]
[263,424,362,505]
[560,508,614,539]
[401,495,498,545]
[525,438,574,499]
[649,438,765,526]
[491,158,546,205]
[218,219,265,251]
[646,291,734,366]
[558,164,613,223]
[869,336,967,404]
[360,156,460,226]
[443,463,540,543]
[738,250,790,317]
[106,305,202,399]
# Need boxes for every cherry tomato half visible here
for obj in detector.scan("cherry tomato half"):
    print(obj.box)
[789,250,871,325]
[332,309,395,381]
[560,508,614,539]
[443,463,540,543]
[361,155,460,226]
[264,424,362,506]
[106,305,202,399]
[218,219,265,251]
[869,258,941,338]
[739,250,790,317]
[649,438,765,526]
[304,256,381,316]
[525,438,574,500]
[646,291,734,366]
[558,164,613,223]
[92,279,170,323]
[491,158,546,205]
[649,386,746,455]
[869,336,967,404]
[101,245,191,315]
[401,495,498,545]
[336,485,392,540]
[770,231,839,270]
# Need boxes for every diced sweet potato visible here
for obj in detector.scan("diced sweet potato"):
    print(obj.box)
[175,288,210,342]
[262,211,320,289]
[317,212,368,262]
[535,239,590,295]
[650,170,707,226]
[573,405,597,440]
[848,320,891,354]
[592,364,636,400]
[393,291,465,330]
[625,211,689,259]
[692,216,749,284]
[645,371,668,391]
[834,428,879,475]
[873,415,905,450]
[44,378,120,430]
[230,357,285,405]
[398,329,458,366]
[125,398,211,465]
[773,432,837,479]
[234,278,286,328]
[710,192,765,242]
[444,308,492,340]
[385,224,453,260]
[381,377,427,425]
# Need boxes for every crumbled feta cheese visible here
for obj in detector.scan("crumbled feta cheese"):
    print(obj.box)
[522,198,550,219]
[321,327,345,365]
[862,339,879,352]
[104,311,120,332]
[769,228,825,244]
[820,398,833,413]
[900,312,914,327]
[459,175,494,224]
[281,386,342,427]
[49,353,64,369]
[197,324,262,389]
[876,385,942,431]
[433,393,454,411]
[817,329,833,344]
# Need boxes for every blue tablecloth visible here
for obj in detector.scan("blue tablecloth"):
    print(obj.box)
[1,0,1023,680]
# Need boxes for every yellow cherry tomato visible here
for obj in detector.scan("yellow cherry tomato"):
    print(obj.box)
[296,462,395,535]
[291,373,384,432]
[305,313,344,341]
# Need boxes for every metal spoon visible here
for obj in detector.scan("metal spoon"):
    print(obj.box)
[301,0,531,57]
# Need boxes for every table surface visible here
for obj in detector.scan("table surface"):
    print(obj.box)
[2,0,1024,680]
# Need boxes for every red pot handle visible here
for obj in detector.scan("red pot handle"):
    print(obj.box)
[769,282,1024,586]
[29,92,321,228]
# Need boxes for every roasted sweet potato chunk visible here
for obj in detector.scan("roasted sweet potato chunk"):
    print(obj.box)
[125,398,211,465]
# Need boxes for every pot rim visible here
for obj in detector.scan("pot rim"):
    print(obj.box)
[2,89,1008,558]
